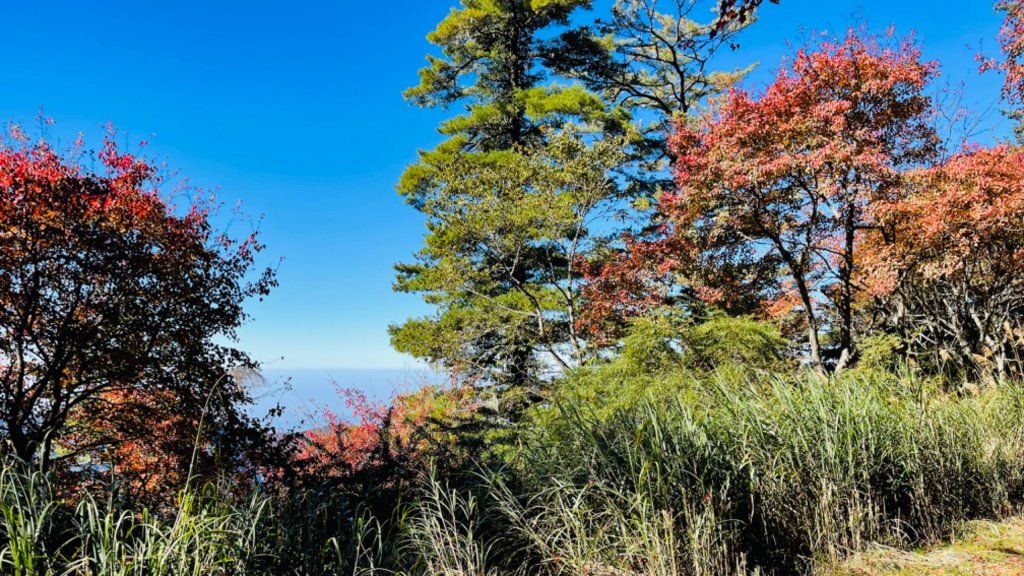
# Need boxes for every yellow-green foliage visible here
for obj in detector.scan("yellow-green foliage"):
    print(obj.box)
[614,311,788,375]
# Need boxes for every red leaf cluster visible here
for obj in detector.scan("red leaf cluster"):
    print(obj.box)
[581,28,938,364]
[865,145,1024,292]
[981,1,1024,105]
[294,384,478,481]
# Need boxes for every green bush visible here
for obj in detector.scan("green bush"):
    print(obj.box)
[616,311,788,376]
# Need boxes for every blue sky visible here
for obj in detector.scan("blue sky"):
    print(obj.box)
[0,1,1008,370]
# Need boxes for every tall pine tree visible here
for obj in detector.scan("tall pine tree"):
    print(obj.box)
[392,0,631,416]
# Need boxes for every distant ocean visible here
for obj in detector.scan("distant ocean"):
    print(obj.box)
[246,368,443,431]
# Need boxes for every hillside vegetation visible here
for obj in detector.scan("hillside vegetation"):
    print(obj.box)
[3,0,1024,574]
[0,368,1022,575]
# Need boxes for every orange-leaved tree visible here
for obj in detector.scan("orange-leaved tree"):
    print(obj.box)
[981,0,1024,136]
[863,145,1024,381]
[849,0,1024,382]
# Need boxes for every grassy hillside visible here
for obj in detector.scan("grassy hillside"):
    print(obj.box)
[1,368,1022,575]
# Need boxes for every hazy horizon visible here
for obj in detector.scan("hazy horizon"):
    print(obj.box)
[248,367,445,430]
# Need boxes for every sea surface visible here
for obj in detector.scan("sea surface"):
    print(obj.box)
[246,368,442,431]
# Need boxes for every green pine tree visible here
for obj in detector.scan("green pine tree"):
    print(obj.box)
[392,0,633,417]
[546,0,764,193]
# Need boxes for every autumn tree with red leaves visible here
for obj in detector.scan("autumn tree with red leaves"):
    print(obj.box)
[847,1,1024,382]
[582,29,939,371]
[0,126,278,482]
[862,151,1024,383]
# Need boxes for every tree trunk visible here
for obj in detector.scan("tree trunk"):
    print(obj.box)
[6,424,35,465]
[807,319,823,371]
[836,203,857,372]
[791,269,824,372]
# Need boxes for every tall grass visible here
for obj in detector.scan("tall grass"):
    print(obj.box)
[0,464,60,575]
[0,370,1020,575]
[401,472,496,576]
[0,465,391,575]
[495,370,1024,574]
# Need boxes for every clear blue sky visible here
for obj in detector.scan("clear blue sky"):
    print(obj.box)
[0,1,1007,369]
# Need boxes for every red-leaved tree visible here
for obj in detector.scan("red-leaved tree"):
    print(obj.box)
[983,1,1024,105]
[582,28,939,371]
[0,125,278,489]
[293,384,479,493]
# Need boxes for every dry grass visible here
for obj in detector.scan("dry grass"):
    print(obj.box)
[824,518,1024,575]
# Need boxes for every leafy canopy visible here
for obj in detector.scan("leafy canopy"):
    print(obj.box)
[0,126,277,487]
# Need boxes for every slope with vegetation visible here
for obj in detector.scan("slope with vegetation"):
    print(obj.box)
[1,0,1024,575]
